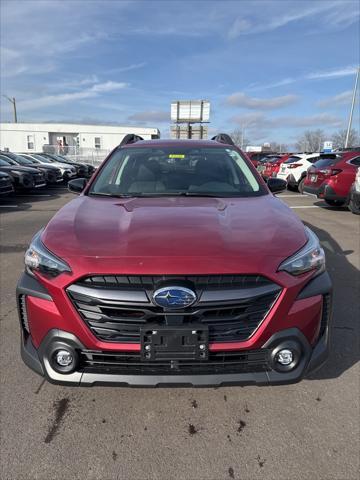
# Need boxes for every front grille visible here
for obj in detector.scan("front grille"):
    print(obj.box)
[0,178,13,193]
[79,348,271,375]
[34,173,45,185]
[68,275,281,344]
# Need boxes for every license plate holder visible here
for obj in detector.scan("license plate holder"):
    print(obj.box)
[140,326,209,362]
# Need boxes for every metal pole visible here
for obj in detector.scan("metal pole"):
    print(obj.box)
[2,95,18,122]
[345,67,359,148]
[12,97,18,123]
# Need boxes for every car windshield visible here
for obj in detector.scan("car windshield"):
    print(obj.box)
[89,146,265,198]
[0,156,17,165]
[284,156,302,164]
[13,156,33,165]
[312,156,339,169]
[32,154,51,163]
[0,158,11,166]
[265,156,281,163]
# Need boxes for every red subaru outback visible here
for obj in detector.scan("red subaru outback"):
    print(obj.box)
[17,134,332,387]
[303,150,360,206]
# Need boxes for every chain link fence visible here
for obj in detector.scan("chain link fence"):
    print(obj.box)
[42,145,111,167]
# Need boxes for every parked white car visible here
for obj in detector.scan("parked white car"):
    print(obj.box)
[277,153,320,192]
[18,154,77,180]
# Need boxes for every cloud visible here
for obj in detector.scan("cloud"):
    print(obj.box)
[128,111,169,123]
[227,1,359,38]
[17,81,129,111]
[247,65,358,91]
[230,112,343,130]
[306,65,358,80]
[225,92,298,110]
[317,90,354,108]
[105,63,147,74]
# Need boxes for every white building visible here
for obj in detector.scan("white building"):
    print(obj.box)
[0,122,160,157]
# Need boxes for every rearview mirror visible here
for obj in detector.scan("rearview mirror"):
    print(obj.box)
[68,178,87,194]
[267,177,287,193]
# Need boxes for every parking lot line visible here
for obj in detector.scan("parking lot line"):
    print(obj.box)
[15,194,53,197]
[0,205,19,208]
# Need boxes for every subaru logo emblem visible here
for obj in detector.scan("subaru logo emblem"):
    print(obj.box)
[153,286,197,309]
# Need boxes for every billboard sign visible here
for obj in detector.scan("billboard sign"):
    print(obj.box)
[323,141,333,153]
[171,100,210,123]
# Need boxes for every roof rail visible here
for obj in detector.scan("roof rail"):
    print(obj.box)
[120,134,144,146]
[211,133,235,146]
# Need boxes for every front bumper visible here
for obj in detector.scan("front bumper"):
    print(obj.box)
[17,271,333,387]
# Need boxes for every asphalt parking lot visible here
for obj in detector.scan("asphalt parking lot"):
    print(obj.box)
[0,187,359,480]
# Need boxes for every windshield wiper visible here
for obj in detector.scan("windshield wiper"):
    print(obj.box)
[88,192,134,198]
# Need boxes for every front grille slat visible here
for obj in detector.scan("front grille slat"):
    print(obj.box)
[79,348,271,375]
[67,275,281,344]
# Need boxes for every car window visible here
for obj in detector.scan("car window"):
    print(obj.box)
[312,158,337,168]
[89,146,266,198]
[284,156,301,164]
[350,157,360,166]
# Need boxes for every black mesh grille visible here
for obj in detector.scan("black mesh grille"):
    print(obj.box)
[77,274,274,290]
[79,348,271,375]
[68,274,281,344]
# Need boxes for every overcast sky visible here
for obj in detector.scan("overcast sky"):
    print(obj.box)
[1,0,359,144]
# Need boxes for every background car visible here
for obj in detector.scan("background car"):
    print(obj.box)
[349,167,360,214]
[0,171,14,196]
[246,151,276,168]
[258,154,291,180]
[0,156,47,190]
[303,151,360,206]
[1,151,63,185]
[40,153,88,177]
[277,153,320,192]
[18,153,77,180]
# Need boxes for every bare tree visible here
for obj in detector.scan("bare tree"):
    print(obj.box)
[331,129,360,149]
[230,128,251,148]
[269,142,289,153]
[295,129,326,152]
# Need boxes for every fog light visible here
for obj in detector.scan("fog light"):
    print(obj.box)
[275,349,293,366]
[55,350,73,367]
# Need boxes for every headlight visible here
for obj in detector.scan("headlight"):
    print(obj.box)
[278,227,325,276]
[25,230,71,278]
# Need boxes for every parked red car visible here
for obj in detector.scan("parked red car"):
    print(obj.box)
[17,134,331,387]
[246,151,276,168]
[303,150,360,206]
[258,154,291,180]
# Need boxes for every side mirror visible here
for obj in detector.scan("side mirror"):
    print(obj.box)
[68,178,87,194]
[267,177,287,193]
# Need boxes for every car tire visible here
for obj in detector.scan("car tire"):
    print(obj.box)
[324,199,345,207]
[348,197,360,215]
[298,178,305,194]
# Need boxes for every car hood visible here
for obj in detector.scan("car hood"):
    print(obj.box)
[0,165,39,174]
[32,164,59,171]
[42,195,307,275]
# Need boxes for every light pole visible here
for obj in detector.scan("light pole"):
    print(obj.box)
[345,67,359,148]
[2,95,18,123]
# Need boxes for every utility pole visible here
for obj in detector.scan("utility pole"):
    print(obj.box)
[2,95,18,122]
[345,66,359,148]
